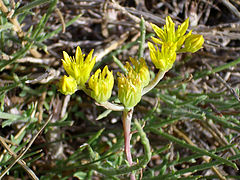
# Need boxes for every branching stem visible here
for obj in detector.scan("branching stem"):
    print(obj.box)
[142,70,166,95]
[97,101,124,111]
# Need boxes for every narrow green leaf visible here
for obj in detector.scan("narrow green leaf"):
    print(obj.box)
[14,0,51,16]
[194,58,240,79]
[149,127,237,169]
[138,16,146,59]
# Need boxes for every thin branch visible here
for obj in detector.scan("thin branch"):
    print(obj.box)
[110,0,152,31]
[96,101,124,111]
[220,0,240,18]
[142,70,166,96]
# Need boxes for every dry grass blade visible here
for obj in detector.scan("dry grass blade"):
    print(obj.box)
[0,115,52,179]
[204,62,240,103]
[0,137,39,180]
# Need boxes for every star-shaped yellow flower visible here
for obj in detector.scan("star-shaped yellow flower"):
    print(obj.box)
[62,46,96,89]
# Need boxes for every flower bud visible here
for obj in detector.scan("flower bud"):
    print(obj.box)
[129,57,150,88]
[89,66,114,103]
[118,69,142,109]
[58,75,77,95]
[179,34,204,53]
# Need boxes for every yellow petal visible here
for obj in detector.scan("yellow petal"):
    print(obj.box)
[176,18,189,38]
[151,23,165,41]
[75,46,83,64]
[152,36,163,45]
[58,75,77,95]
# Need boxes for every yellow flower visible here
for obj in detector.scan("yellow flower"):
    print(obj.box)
[125,57,150,88]
[178,34,204,53]
[88,66,114,103]
[58,75,78,95]
[151,16,191,51]
[118,67,142,109]
[148,16,204,72]
[148,41,177,71]
[62,46,96,89]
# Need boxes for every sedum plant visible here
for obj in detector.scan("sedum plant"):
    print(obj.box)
[58,16,204,180]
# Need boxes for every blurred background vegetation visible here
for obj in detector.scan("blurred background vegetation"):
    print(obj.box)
[0,0,240,179]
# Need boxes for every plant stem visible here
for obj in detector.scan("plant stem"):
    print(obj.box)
[142,70,166,95]
[113,55,127,73]
[122,109,133,165]
[138,16,146,59]
[122,108,135,180]
[97,101,124,111]
[87,119,152,177]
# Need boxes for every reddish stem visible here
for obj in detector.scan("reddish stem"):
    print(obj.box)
[122,109,135,180]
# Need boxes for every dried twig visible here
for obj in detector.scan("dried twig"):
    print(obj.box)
[61,95,71,119]
[94,31,129,62]
[110,0,152,31]
[0,115,52,179]
[55,8,66,33]
[0,0,23,37]
[220,0,240,18]
[204,62,240,103]
[0,137,39,180]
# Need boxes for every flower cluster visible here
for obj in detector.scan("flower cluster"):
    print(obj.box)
[148,16,204,72]
[58,46,114,103]
[58,16,204,110]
